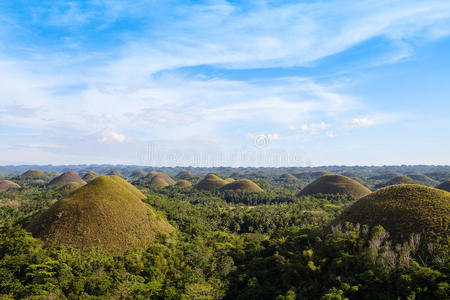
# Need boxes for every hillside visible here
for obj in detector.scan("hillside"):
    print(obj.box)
[0,180,21,192]
[196,173,227,191]
[280,173,297,181]
[298,174,371,198]
[16,169,48,180]
[406,173,439,186]
[334,184,450,241]
[435,180,450,192]
[27,175,173,254]
[141,171,176,186]
[176,170,195,179]
[175,180,192,187]
[48,171,86,188]
[81,170,99,182]
[375,175,417,189]
[221,179,264,193]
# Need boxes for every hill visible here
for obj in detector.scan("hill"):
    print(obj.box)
[406,173,439,186]
[176,170,195,179]
[280,173,297,181]
[81,170,99,182]
[334,184,450,241]
[48,171,86,188]
[175,180,192,188]
[16,169,48,180]
[130,169,147,178]
[221,179,264,193]
[108,169,123,177]
[0,180,21,192]
[141,171,176,186]
[294,170,329,180]
[149,175,170,188]
[26,175,173,254]
[196,173,227,191]
[224,178,235,183]
[435,180,450,192]
[368,172,402,181]
[375,175,417,189]
[298,174,371,198]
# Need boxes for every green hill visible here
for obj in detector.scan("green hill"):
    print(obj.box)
[221,179,264,193]
[425,171,450,182]
[175,180,192,188]
[280,173,297,181]
[298,174,371,198]
[141,171,176,186]
[334,184,450,241]
[406,173,439,186]
[375,175,417,189]
[0,180,21,192]
[176,170,195,179]
[196,173,227,191]
[81,170,99,182]
[149,175,170,188]
[130,169,147,178]
[48,171,86,188]
[16,169,49,180]
[108,169,123,177]
[26,175,173,254]
[368,172,402,181]
[435,180,450,192]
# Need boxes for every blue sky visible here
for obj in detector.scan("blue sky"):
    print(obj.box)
[0,0,449,166]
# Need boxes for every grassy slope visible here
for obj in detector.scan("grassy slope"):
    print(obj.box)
[196,174,227,191]
[335,184,450,241]
[27,175,173,254]
[435,180,450,192]
[0,180,21,192]
[221,179,264,192]
[48,171,86,188]
[298,174,371,198]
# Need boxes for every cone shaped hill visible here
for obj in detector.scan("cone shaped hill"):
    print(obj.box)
[176,170,195,179]
[48,171,86,188]
[138,171,176,187]
[175,180,192,187]
[435,180,450,192]
[298,174,371,198]
[26,175,173,254]
[80,170,99,182]
[221,179,264,193]
[280,173,297,181]
[15,169,49,180]
[334,184,450,241]
[195,173,227,191]
[0,180,21,192]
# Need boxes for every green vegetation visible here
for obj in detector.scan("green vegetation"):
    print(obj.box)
[298,174,371,198]
[26,175,173,254]
[221,179,264,193]
[0,166,449,299]
[176,170,195,179]
[436,180,450,192]
[47,171,86,188]
[335,184,450,242]
[280,173,297,181]
[175,180,192,187]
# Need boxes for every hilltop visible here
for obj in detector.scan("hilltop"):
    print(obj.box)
[81,170,99,182]
[280,173,297,181]
[26,175,173,254]
[435,180,450,192]
[221,179,264,193]
[375,175,417,189]
[196,173,227,191]
[176,170,195,179]
[175,180,192,187]
[0,180,21,192]
[298,174,371,198]
[334,184,450,241]
[140,171,176,186]
[15,169,48,180]
[48,171,86,188]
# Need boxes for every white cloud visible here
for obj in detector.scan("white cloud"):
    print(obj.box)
[292,122,329,135]
[349,114,398,127]
[97,130,126,144]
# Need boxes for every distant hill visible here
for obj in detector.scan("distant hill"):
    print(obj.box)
[280,173,297,181]
[15,169,49,181]
[196,173,227,191]
[425,171,450,182]
[375,175,418,189]
[176,170,195,179]
[175,180,192,188]
[27,175,173,254]
[81,170,99,182]
[298,174,371,198]
[221,179,264,193]
[294,171,329,180]
[139,171,176,187]
[435,180,450,192]
[0,180,21,192]
[130,169,147,178]
[108,169,123,177]
[334,184,450,241]
[48,171,86,188]
[368,172,402,181]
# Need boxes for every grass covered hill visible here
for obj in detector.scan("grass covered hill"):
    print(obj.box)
[298,174,371,198]
[175,179,192,187]
[48,171,86,188]
[107,169,123,177]
[130,169,147,178]
[221,179,264,193]
[176,170,195,179]
[334,184,450,241]
[141,171,176,186]
[196,173,227,191]
[435,180,450,192]
[375,175,417,189]
[0,180,21,192]
[406,173,439,186]
[26,175,174,254]
[280,173,297,181]
[81,170,99,182]
[15,169,49,180]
